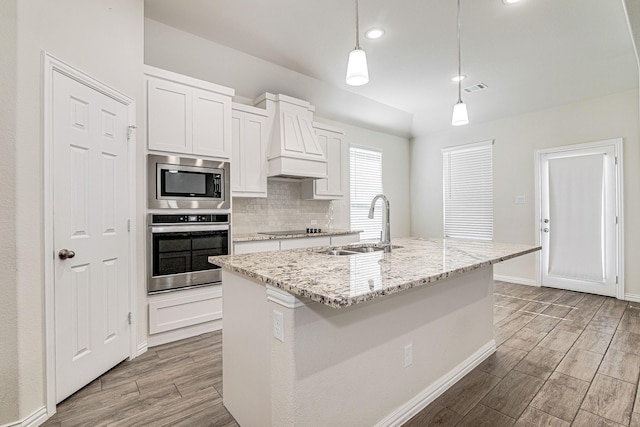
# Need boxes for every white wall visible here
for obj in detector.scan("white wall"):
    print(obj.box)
[144,18,412,138]
[144,19,412,239]
[0,0,19,423]
[3,0,144,423]
[411,89,640,292]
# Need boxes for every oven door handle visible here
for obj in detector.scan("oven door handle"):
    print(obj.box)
[150,224,229,233]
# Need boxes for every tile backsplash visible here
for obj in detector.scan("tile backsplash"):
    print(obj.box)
[232,180,334,234]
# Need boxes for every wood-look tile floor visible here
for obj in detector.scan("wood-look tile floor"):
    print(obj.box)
[43,331,238,427]
[44,282,640,426]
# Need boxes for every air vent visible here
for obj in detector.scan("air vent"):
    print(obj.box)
[463,83,488,94]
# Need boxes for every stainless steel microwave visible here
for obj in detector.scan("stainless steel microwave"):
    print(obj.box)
[148,154,230,210]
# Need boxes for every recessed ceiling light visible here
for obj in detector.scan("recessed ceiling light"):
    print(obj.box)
[502,0,522,4]
[450,75,467,82]
[365,28,385,40]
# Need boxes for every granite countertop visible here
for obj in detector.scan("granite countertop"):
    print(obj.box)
[233,229,361,242]
[209,237,540,308]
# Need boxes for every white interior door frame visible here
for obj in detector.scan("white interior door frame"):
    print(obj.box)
[534,138,624,298]
[42,52,138,416]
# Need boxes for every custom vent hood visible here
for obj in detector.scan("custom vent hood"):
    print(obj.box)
[255,93,328,179]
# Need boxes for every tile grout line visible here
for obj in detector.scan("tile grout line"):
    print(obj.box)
[494,304,575,321]
[494,293,580,310]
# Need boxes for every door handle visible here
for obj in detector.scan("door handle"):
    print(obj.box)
[543,219,549,223]
[543,228,549,233]
[58,249,76,260]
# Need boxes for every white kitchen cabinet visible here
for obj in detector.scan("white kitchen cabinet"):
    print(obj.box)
[234,234,360,254]
[280,236,331,250]
[192,88,233,158]
[234,240,280,254]
[301,122,347,200]
[147,78,192,154]
[232,103,269,197]
[145,66,234,159]
[147,285,223,346]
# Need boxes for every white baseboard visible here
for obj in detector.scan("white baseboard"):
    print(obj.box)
[0,406,48,427]
[136,341,148,358]
[375,340,497,427]
[493,274,539,287]
[625,293,640,303]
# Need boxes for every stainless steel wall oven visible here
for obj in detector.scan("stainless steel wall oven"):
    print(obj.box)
[147,213,230,294]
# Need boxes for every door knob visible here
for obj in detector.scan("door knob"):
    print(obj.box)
[58,249,76,260]
[543,219,549,223]
[543,228,549,233]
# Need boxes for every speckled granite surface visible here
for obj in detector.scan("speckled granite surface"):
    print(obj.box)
[209,237,540,308]
[233,229,361,242]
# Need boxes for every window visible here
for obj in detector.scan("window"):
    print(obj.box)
[350,147,383,241]
[442,140,493,240]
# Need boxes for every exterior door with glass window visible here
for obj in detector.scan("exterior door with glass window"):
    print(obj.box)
[538,140,621,297]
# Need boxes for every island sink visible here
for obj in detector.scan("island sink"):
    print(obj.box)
[319,246,387,256]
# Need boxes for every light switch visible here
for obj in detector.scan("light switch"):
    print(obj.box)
[515,195,526,205]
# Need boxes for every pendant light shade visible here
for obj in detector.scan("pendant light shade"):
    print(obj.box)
[451,101,469,126]
[346,49,369,86]
[451,0,469,126]
[346,0,369,86]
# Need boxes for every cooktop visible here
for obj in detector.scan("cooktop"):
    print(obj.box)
[258,229,322,236]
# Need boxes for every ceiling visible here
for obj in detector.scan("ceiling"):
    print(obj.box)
[145,0,638,137]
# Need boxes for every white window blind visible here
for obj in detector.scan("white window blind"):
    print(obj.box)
[443,140,493,240]
[350,147,383,241]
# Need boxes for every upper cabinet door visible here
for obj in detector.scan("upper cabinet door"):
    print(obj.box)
[145,67,234,160]
[242,113,268,194]
[147,78,192,154]
[301,125,346,200]
[231,106,269,198]
[192,88,232,159]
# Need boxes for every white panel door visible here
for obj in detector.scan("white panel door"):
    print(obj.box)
[147,77,192,154]
[53,71,130,402]
[192,88,231,159]
[539,142,620,296]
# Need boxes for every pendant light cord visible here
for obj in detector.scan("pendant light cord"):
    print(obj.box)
[457,0,462,103]
[355,0,361,49]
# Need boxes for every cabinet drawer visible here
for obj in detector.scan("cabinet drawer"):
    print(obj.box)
[234,240,280,254]
[148,287,222,334]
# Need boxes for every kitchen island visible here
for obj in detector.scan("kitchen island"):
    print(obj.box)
[209,238,539,427]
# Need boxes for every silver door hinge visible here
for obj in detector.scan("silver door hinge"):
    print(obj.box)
[127,125,136,141]
[127,219,131,232]
[616,216,618,225]
[615,156,618,165]
[616,276,619,284]
[127,312,132,325]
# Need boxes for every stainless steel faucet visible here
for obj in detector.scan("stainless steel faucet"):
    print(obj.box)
[368,194,391,252]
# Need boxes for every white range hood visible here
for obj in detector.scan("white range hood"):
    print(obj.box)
[255,93,328,179]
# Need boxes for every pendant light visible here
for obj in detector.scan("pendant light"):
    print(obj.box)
[346,0,369,86]
[451,0,469,126]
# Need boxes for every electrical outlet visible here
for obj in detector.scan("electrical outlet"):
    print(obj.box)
[310,219,318,225]
[273,310,284,342]
[404,343,413,368]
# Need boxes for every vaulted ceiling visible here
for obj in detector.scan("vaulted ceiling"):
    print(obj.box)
[145,0,638,136]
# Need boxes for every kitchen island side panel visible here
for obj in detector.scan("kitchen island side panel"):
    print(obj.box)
[222,271,272,427]
[223,266,494,427]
